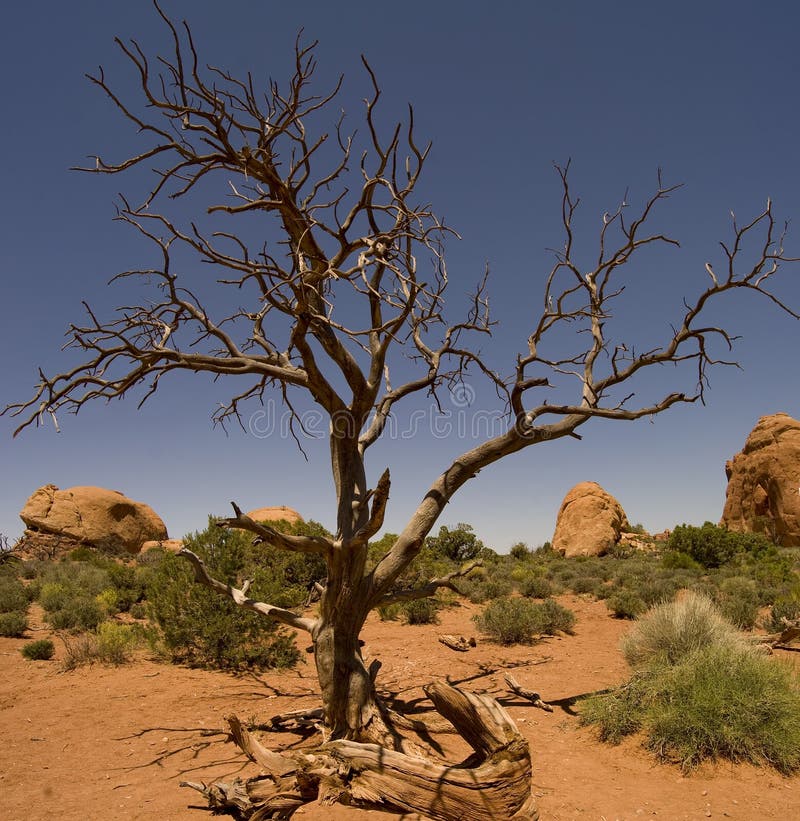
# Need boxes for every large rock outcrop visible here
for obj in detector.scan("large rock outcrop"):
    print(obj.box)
[20,484,167,554]
[552,481,631,557]
[720,413,800,546]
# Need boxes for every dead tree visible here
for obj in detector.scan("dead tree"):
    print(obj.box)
[5,3,799,818]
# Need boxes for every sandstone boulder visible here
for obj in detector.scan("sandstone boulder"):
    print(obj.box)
[245,505,304,525]
[552,481,631,557]
[140,539,185,554]
[20,484,168,554]
[720,413,800,546]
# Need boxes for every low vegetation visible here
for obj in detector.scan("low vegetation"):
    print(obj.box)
[21,638,55,661]
[473,596,575,645]
[2,516,798,777]
[581,593,800,772]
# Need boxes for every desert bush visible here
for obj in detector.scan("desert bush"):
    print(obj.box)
[473,596,575,645]
[509,542,530,560]
[519,574,554,599]
[0,576,28,613]
[662,551,703,571]
[715,577,760,630]
[19,561,39,580]
[401,598,440,625]
[621,592,745,669]
[106,563,148,612]
[536,597,576,634]
[47,597,105,631]
[129,601,148,620]
[376,602,402,621]
[425,523,485,562]
[21,639,55,660]
[573,575,604,596]
[96,622,138,664]
[0,611,28,637]
[666,522,773,569]
[764,596,800,633]
[36,561,114,632]
[584,592,800,772]
[646,645,800,771]
[95,588,120,616]
[606,590,647,620]
[60,632,100,671]
[474,597,540,645]
[145,521,305,671]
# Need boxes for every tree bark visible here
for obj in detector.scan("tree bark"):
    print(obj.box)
[192,681,538,821]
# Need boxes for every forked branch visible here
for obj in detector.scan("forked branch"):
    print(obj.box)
[178,548,315,633]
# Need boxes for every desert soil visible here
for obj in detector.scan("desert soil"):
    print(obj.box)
[1,595,798,821]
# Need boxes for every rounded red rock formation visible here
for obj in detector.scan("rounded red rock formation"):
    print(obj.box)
[720,413,800,546]
[20,484,168,554]
[552,481,631,557]
[244,505,304,525]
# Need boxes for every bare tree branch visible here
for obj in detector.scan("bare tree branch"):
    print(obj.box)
[376,560,484,607]
[178,548,315,633]
[217,502,332,556]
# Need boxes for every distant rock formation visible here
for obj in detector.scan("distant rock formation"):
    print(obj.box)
[20,484,167,554]
[552,481,632,557]
[140,539,184,554]
[720,413,800,546]
[245,505,304,525]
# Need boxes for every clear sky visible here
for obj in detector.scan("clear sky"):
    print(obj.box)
[1,1,799,551]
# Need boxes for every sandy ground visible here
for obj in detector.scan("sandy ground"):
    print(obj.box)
[1,595,798,821]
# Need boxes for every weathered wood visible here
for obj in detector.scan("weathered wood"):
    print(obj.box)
[759,622,800,648]
[438,634,473,652]
[504,674,554,712]
[225,715,297,775]
[322,681,537,820]
[201,682,537,820]
[267,707,325,733]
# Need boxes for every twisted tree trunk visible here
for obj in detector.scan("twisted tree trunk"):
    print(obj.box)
[184,682,538,820]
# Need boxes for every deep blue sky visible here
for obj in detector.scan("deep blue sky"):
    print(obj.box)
[2,1,799,551]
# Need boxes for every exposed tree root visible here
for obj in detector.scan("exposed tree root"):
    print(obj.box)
[183,681,537,820]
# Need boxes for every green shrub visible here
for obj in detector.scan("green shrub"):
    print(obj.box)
[662,551,703,571]
[0,611,28,637]
[474,597,539,645]
[509,542,530,560]
[145,520,306,671]
[38,582,69,612]
[0,577,28,613]
[519,574,554,599]
[716,577,760,630]
[583,592,800,773]
[666,522,773,569]
[106,563,147,612]
[96,622,138,664]
[129,601,148,620]
[764,596,800,633]
[473,596,575,645]
[571,575,603,596]
[425,523,484,562]
[95,588,120,616]
[47,597,106,631]
[621,592,745,669]
[535,597,576,634]
[606,591,647,620]
[377,602,402,621]
[21,639,55,660]
[644,645,800,771]
[401,598,440,625]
